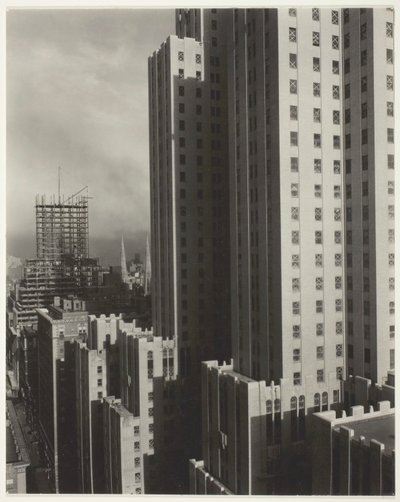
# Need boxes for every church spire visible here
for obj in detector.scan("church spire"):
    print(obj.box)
[120,235,128,282]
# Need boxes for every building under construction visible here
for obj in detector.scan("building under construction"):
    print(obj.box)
[35,191,89,261]
[7,188,101,329]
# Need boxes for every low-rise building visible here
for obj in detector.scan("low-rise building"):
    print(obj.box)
[311,401,395,495]
[6,400,30,493]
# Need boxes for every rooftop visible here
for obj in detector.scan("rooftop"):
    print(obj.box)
[335,414,395,453]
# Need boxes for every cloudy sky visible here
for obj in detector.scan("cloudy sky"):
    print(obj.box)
[6,8,174,263]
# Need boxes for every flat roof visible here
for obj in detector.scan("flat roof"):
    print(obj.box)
[335,414,395,453]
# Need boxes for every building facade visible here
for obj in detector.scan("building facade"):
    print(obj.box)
[311,400,395,495]
[342,8,395,385]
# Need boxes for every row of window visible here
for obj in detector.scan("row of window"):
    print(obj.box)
[292,253,343,268]
[289,54,341,75]
[292,230,343,245]
[293,322,343,338]
[293,367,343,386]
[344,128,394,148]
[290,131,341,149]
[290,79,340,99]
[290,105,340,124]
[293,344,343,362]
[289,8,339,24]
[345,155,394,173]
[178,51,201,64]
[290,183,341,198]
[291,276,342,291]
[288,27,339,49]
[292,299,343,314]
[290,157,341,174]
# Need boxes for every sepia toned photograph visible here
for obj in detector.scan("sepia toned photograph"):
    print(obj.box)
[5,4,395,496]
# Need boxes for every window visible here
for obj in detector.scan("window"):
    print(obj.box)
[179,120,185,131]
[332,60,339,74]
[390,325,395,338]
[387,75,393,90]
[331,10,339,24]
[389,277,395,291]
[362,155,368,171]
[291,183,299,197]
[388,154,394,169]
[178,103,185,113]
[333,160,340,174]
[334,231,341,244]
[313,31,320,46]
[336,367,343,380]
[361,102,368,118]
[361,129,368,144]
[390,349,395,370]
[317,369,324,383]
[361,76,367,93]
[314,134,321,148]
[293,372,301,385]
[332,110,340,125]
[292,254,299,268]
[332,35,339,50]
[313,57,320,72]
[134,426,140,435]
[344,58,350,73]
[335,253,342,266]
[289,53,297,69]
[389,253,395,266]
[291,207,299,220]
[345,84,350,99]
[315,231,322,244]
[97,392,103,399]
[293,325,301,338]
[196,70,201,80]
[345,134,351,149]
[335,276,342,289]
[178,51,184,62]
[289,8,296,16]
[291,132,298,146]
[291,157,298,172]
[333,85,340,99]
[335,299,342,312]
[387,101,394,117]
[334,208,341,221]
[293,348,301,362]
[314,159,321,173]
[334,185,341,199]
[387,128,394,143]
[360,23,367,40]
[290,79,297,94]
[389,301,395,315]
[386,22,393,38]
[178,86,184,97]
[333,390,339,403]
[290,105,298,120]
[97,379,102,386]
[316,323,323,336]
[315,254,323,267]
[336,322,343,335]
[312,8,319,21]
[289,27,297,42]
[292,231,299,244]
[316,300,323,313]
[316,346,324,359]
[344,32,350,47]
[293,301,300,315]
[97,366,102,374]
[314,393,320,410]
[316,277,323,290]
[333,135,340,149]
[315,208,322,221]
[361,50,367,66]
[388,181,395,195]
[313,108,321,122]
[313,82,320,97]
[387,49,393,64]
[134,441,140,452]
[178,68,184,79]
[314,184,322,198]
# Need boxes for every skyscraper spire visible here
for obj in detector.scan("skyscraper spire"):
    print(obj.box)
[120,235,128,282]
[144,234,151,295]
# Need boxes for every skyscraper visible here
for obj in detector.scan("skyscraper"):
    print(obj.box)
[147,6,395,495]
[342,7,395,385]
[148,9,231,491]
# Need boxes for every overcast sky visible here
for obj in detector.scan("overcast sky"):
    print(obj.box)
[6,8,174,260]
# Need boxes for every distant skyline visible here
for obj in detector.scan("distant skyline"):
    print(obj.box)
[6,8,174,263]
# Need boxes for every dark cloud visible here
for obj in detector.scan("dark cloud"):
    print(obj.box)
[7,8,174,259]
